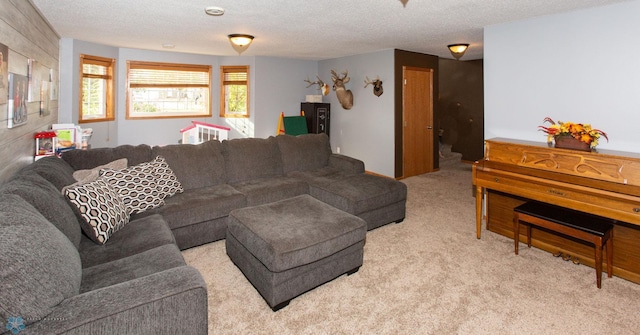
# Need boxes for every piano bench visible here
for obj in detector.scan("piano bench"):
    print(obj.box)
[513,201,614,288]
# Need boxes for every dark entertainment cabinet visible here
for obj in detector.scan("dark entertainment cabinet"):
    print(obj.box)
[300,103,330,137]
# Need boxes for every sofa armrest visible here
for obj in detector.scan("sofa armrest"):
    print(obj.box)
[23,266,208,335]
[329,154,365,174]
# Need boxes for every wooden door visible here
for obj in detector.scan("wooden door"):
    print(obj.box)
[402,66,434,178]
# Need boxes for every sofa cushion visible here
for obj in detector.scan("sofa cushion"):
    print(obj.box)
[230,176,309,207]
[148,156,184,198]
[65,178,130,245]
[276,133,332,174]
[153,184,246,230]
[100,161,165,214]
[287,166,350,182]
[17,155,76,191]
[78,213,176,268]
[309,173,408,215]
[1,173,82,249]
[80,244,186,293]
[61,144,153,170]
[0,194,82,328]
[152,141,226,190]
[222,136,283,183]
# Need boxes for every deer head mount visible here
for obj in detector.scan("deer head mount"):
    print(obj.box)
[304,75,330,96]
[364,76,384,97]
[331,69,353,110]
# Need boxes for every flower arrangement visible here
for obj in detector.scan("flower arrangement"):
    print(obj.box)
[538,117,608,148]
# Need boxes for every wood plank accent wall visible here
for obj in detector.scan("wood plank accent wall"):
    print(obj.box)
[0,0,59,183]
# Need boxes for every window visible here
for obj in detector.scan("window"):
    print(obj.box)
[220,65,249,118]
[80,54,115,123]
[127,61,211,119]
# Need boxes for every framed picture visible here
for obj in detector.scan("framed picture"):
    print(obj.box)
[28,59,49,103]
[8,73,28,128]
[0,43,8,105]
[40,80,51,116]
[50,68,58,101]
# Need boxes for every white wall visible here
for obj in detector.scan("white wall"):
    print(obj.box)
[484,1,640,153]
[319,49,395,176]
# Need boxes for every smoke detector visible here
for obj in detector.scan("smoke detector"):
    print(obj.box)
[205,6,225,16]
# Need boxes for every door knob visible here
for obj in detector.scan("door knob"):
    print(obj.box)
[427,126,433,129]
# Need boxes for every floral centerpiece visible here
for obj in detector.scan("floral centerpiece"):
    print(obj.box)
[538,117,608,150]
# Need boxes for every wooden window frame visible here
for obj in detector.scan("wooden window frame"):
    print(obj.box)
[220,65,250,118]
[126,60,212,120]
[79,54,115,123]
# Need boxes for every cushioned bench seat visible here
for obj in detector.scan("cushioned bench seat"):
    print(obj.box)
[513,201,614,288]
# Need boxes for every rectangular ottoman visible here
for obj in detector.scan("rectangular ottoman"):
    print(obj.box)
[226,194,367,311]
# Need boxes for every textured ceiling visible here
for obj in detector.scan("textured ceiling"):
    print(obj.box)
[31,0,630,61]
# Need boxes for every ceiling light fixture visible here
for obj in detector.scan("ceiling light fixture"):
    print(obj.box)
[205,6,225,16]
[448,43,469,60]
[228,34,254,55]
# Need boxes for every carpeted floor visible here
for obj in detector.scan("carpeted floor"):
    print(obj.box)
[182,162,640,334]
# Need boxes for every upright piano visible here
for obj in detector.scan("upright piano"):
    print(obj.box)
[473,138,640,284]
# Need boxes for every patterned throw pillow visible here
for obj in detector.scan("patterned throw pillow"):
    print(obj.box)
[72,158,128,185]
[64,178,129,245]
[150,156,184,198]
[99,161,165,214]
[61,158,128,195]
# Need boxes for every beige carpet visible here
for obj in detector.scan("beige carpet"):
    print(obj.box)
[183,163,640,334]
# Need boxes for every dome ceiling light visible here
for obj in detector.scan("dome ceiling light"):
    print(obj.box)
[448,43,469,60]
[228,34,254,55]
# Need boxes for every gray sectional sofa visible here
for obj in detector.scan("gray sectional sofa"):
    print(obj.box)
[0,133,406,334]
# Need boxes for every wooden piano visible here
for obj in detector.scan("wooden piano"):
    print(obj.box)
[473,138,640,284]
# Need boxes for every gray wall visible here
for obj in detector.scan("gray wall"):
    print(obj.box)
[55,40,397,176]
[59,38,118,148]
[58,41,320,147]
[319,49,396,177]
[0,0,59,182]
[116,48,220,146]
[254,56,320,139]
[485,0,640,153]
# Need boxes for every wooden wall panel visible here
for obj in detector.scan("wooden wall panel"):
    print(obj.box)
[0,0,59,183]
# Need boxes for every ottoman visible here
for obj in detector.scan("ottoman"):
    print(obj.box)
[226,194,367,311]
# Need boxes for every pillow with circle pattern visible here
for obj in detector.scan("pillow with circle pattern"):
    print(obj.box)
[64,178,129,245]
[99,161,165,215]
